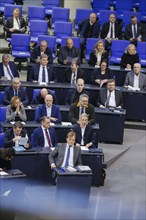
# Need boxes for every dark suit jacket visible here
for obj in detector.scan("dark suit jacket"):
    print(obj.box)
[58,46,81,64]
[97,89,123,107]
[124,71,146,90]
[63,68,84,83]
[124,23,146,40]
[69,103,95,125]
[2,86,29,106]
[100,22,122,39]
[30,46,53,64]
[48,143,82,168]
[4,128,28,148]
[0,61,19,78]
[92,68,114,85]
[88,50,109,66]
[28,64,55,82]
[120,53,139,69]
[32,126,57,148]
[78,19,100,38]
[4,16,27,38]
[35,104,62,123]
[65,89,89,105]
[73,124,96,147]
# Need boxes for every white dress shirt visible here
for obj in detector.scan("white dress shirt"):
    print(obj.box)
[61,144,74,168]
[38,65,49,83]
[133,74,139,88]
[41,126,51,147]
[71,70,77,84]
[13,17,20,30]
[81,127,85,145]
[132,24,137,38]
[3,64,13,80]
[108,90,116,107]
[46,105,52,117]
[107,22,115,38]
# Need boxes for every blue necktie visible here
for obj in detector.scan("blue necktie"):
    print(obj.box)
[42,67,46,82]
[65,147,70,167]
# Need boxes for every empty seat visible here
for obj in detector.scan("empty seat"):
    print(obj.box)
[0,0,14,13]
[137,42,146,67]
[0,133,4,148]
[0,91,4,104]
[54,21,72,44]
[139,0,146,22]
[27,6,45,24]
[92,0,110,17]
[42,0,60,16]
[115,0,133,20]
[0,106,6,121]
[52,7,70,28]
[75,8,93,30]
[29,20,48,42]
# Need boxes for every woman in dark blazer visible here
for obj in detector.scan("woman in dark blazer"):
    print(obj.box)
[92,60,114,87]
[73,113,97,148]
[120,44,139,69]
[88,40,108,66]
[6,96,27,122]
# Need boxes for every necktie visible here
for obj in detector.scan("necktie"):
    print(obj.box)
[45,129,52,147]
[105,91,111,108]
[42,67,46,82]
[110,23,113,38]
[71,72,76,85]
[6,65,13,80]
[14,89,18,96]
[16,18,20,29]
[65,147,70,167]
[80,107,84,115]
[133,24,137,38]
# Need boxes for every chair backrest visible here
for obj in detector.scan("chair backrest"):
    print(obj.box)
[28,6,45,22]
[34,106,39,121]
[116,0,133,11]
[42,0,60,8]
[37,35,56,54]
[52,7,70,25]
[75,8,93,30]
[99,10,117,28]
[54,21,72,42]
[86,38,105,60]
[32,89,41,100]
[139,0,146,13]
[30,20,48,37]
[122,12,141,32]
[0,91,4,104]
[11,34,30,51]
[137,42,146,59]
[0,133,4,148]
[0,0,14,13]
[92,0,110,13]
[61,36,80,48]
[111,40,130,57]
[0,106,6,121]
[4,4,22,21]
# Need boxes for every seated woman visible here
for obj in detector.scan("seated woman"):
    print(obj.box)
[73,113,97,148]
[88,40,108,66]
[6,96,27,122]
[120,44,139,70]
[92,60,114,87]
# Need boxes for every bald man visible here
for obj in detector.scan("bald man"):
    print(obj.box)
[35,94,62,123]
[32,88,58,104]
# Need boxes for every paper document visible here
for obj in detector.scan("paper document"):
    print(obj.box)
[67,166,77,172]
[62,122,72,126]
[0,171,8,175]
[19,137,28,146]
[81,146,89,151]
[13,146,26,151]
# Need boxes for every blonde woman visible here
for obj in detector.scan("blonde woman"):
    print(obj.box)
[88,40,108,66]
[120,44,139,69]
[6,96,27,122]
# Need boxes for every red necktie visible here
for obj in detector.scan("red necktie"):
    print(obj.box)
[45,129,52,147]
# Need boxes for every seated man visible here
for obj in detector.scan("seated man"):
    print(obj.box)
[63,61,84,84]
[69,93,95,125]
[4,8,27,38]
[30,40,53,64]
[58,38,81,65]
[49,130,82,169]
[4,121,30,148]
[74,113,97,148]
[28,54,56,83]
[31,88,58,104]
[124,63,146,91]
[35,94,62,123]
[0,54,19,80]
[2,77,29,106]
[32,116,57,148]
[97,79,123,108]
[65,78,89,105]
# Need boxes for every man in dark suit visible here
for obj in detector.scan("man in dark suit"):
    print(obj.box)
[4,121,30,148]
[69,93,95,124]
[97,79,123,108]
[31,88,58,104]
[30,40,53,64]
[2,77,29,106]
[58,38,81,65]
[65,78,89,105]
[124,63,146,91]
[35,94,62,123]
[74,113,97,148]
[63,61,84,84]
[49,130,82,169]
[78,12,100,60]
[100,13,122,48]
[4,8,27,38]
[124,15,146,44]
[0,54,19,80]
[28,54,56,83]
[32,116,57,148]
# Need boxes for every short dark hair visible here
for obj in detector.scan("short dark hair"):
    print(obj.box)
[40,116,50,122]
[0,147,15,160]
[131,15,137,19]
[13,121,23,129]
[107,79,115,84]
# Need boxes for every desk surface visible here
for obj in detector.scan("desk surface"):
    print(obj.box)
[54,167,92,176]
[0,169,26,179]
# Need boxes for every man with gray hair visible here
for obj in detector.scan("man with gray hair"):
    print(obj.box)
[69,93,95,124]
[0,54,19,80]
[2,77,29,105]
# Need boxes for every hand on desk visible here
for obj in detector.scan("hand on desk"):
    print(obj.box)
[50,117,57,122]
[51,163,56,169]
[86,142,93,148]
[99,105,105,108]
